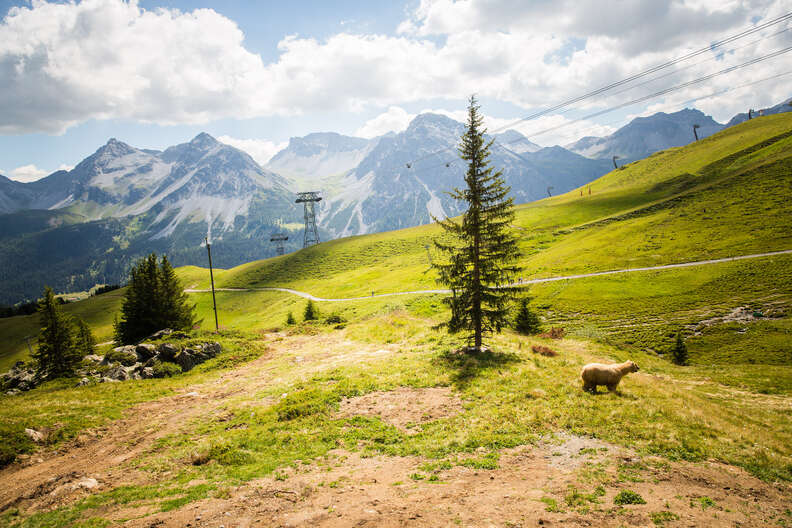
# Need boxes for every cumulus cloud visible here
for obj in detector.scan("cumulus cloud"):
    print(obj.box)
[6,163,72,182]
[0,0,788,135]
[355,106,414,137]
[217,136,288,165]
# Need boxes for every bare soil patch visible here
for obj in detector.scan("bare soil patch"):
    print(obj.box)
[123,442,792,528]
[337,386,463,433]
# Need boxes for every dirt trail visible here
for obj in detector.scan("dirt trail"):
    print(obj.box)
[2,333,791,527]
[184,249,792,302]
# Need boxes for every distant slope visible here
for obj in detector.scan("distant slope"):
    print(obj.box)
[567,108,723,161]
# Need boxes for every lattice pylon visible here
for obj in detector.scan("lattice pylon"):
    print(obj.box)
[295,192,322,248]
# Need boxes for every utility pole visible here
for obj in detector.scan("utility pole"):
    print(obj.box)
[612,155,620,169]
[692,124,700,141]
[23,335,34,356]
[748,108,753,120]
[546,186,553,197]
[205,237,219,333]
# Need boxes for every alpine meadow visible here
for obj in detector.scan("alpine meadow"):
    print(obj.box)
[1,2,792,527]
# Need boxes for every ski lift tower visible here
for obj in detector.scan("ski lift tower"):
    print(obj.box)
[295,191,322,248]
[270,232,289,256]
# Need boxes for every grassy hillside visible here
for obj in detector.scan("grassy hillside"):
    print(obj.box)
[2,113,790,370]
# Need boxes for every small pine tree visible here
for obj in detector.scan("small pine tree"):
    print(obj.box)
[671,331,688,365]
[34,287,81,379]
[433,95,521,350]
[74,317,96,357]
[115,253,197,344]
[303,300,318,321]
[285,311,296,325]
[514,297,541,335]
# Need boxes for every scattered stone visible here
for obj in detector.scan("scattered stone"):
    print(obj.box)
[25,428,47,443]
[104,364,130,381]
[73,477,99,490]
[83,354,104,365]
[146,328,174,341]
[104,346,137,366]
[76,377,91,387]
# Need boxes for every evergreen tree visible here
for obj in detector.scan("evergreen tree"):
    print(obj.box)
[671,331,688,365]
[115,253,197,344]
[303,300,318,321]
[34,287,81,379]
[74,317,97,357]
[514,296,542,335]
[433,96,521,350]
[285,311,296,325]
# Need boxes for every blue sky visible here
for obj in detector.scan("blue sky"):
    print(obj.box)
[0,0,789,181]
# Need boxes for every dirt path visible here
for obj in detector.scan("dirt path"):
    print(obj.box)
[184,249,792,302]
[2,332,791,526]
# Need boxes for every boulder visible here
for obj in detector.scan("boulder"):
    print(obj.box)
[157,343,180,362]
[135,343,157,362]
[104,364,129,381]
[104,346,137,366]
[83,354,104,365]
[194,342,222,361]
[76,377,91,387]
[99,377,119,383]
[176,349,196,372]
[139,367,155,379]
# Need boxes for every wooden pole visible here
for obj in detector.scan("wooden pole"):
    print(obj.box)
[205,237,219,333]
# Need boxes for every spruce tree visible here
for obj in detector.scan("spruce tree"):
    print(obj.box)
[34,287,82,379]
[433,95,521,351]
[115,253,197,344]
[74,317,97,357]
[303,300,318,322]
[514,296,541,335]
[671,331,688,365]
[285,311,296,325]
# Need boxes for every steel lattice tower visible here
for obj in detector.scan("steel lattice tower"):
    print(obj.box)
[270,232,288,255]
[295,191,322,248]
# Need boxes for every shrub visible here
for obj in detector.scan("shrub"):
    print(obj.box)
[325,314,345,324]
[152,360,182,378]
[614,490,646,505]
[531,345,557,357]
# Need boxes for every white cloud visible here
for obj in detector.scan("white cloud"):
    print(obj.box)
[217,136,288,165]
[0,0,788,135]
[8,164,51,182]
[355,106,414,138]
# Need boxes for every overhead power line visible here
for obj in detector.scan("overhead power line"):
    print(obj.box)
[405,11,792,167]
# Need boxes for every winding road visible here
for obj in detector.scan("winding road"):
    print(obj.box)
[183,249,792,302]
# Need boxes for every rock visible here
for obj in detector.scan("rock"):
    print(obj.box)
[176,349,196,372]
[76,377,91,387]
[25,428,47,443]
[146,328,174,341]
[1,363,38,392]
[194,342,222,361]
[140,367,155,379]
[104,346,137,366]
[135,343,157,362]
[73,477,99,490]
[170,331,190,340]
[83,354,104,365]
[104,364,129,381]
[157,343,180,362]
[5,389,20,396]
[99,377,119,383]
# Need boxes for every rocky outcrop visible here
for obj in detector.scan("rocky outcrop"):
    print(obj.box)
[1,334,222,394]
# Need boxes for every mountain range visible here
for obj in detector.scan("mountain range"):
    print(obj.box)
[1,96,790,305]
